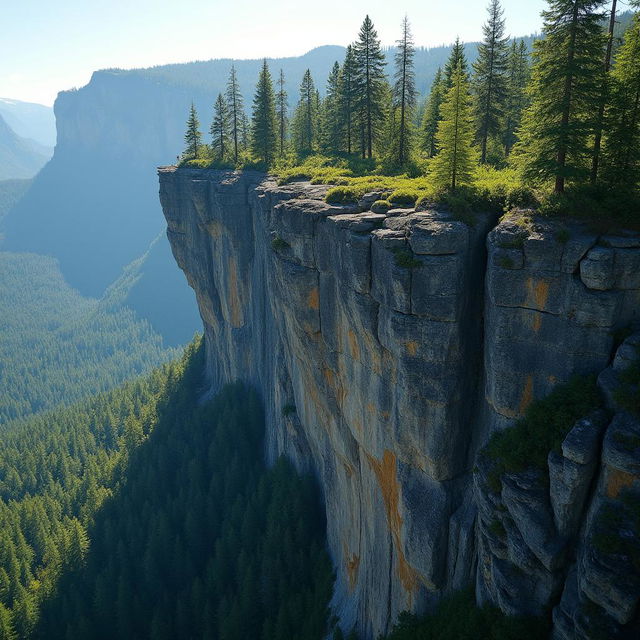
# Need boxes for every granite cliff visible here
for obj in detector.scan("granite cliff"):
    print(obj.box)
[159,167,640,639]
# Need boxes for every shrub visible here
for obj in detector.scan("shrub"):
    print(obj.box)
[326,186,361,204]
[271,236,290,251]
[392,249,422,269]
[388,189,420,207]
[371,200,391,214]
[498,255,515,269]
[282,403,296,416]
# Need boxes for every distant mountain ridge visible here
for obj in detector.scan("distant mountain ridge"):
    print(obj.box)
[0,113,51,180]
[0,97,56,147]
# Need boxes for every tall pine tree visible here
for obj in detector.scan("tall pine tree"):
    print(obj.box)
[444,37,469,87]
[602,10,640,187]
[292,69,318,156]
[183,103,202,159]
[354,15,387,158]
[323,62,342,155]
[514,0,607,193]
[226,65,245,164]
[210,93,231,162]
[339,45,358,154]
[275,69,288,157]
[430,63,477,190]
[472,0,509,163]
[250,59,277,166]
[502,40,530,156]
[392,16,417,167]
[421,68,446,158]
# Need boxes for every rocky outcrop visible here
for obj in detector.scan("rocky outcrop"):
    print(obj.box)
[159,167,640,638]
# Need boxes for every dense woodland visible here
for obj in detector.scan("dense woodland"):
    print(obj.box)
[183,0,640,220]
[0,252,180,424]
[0,340,334,639]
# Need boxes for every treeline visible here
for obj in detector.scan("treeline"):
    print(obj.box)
[182,0,640,204]
[0,340,334,639]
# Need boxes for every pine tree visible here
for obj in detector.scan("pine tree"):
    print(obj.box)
[503,40,530,155]
[226,65,245,164]
[322,62,342,155]
[444,37,469,87]
[210,94,231,162]
[183,103,202,159]
[353,15,387,158]
[590,0,618,182]
[472,0,509,163]
[250,59,277,166]
[339,45,358,154]
[275,69,288,157]
[514,0,607,193]
[392,16,417,167]
[292,70,317,156]
[421,68,446,157]
[602,11,640,186]
[430,63,477,190]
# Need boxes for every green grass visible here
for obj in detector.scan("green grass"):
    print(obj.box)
[482,376,603,492]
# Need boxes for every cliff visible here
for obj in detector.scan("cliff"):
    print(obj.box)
[159,167,640,638]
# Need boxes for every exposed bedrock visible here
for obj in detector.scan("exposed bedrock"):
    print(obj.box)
[159,168,640,638]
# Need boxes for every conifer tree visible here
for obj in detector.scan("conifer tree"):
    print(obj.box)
[275,69,288,157]
[210,93,231,162]
[590,0,617,182]
[514,0,607,193]
[430,63,477,190]
[250,59,277,166]
[472,0,509,163]
[292,69,317,156]
[354,15,387,158]
[323,62,342,155]
[339,45,358,154]
[392,16,417,167]
[226,65,245,164]
[421,68,446,157]
[503,40,530,155]
[183,103,202,159]
[602,10,640,186]
[444,37,469,87]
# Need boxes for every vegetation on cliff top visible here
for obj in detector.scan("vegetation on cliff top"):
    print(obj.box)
[179,2,640,225]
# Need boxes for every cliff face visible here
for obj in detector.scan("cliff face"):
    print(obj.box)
[159,167,640,638]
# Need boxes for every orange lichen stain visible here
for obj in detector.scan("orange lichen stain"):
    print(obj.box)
[518,375,534,414]
[525,277,550,311]
[323,367,345,408]
[307,287,320,310]
[548,375,557,385]
[366,402,377,415]
[353,418,363,435]
[348,329,361,360]
[227,257,243,328]
[532,313,543,333]
[381,411,391,421]
[346,554,360,591]
[206,220,224,238]
[606,469,637,498]
[363,333,383,375]
[405,341,419,357]
[367,450,419,596]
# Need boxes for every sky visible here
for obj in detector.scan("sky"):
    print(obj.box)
[1,0,551,106]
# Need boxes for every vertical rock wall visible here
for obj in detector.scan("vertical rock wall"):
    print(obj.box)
[160,168,640,638]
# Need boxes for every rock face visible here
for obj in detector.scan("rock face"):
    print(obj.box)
[159,168,640,638]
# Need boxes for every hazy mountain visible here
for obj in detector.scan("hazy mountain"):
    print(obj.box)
[0,114,52,180]
[0,97,56,147]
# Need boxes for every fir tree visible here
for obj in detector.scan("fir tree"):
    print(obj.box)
[514,0,607,193]
[472,0,509,163]
[392,16,417,167]
[250,59,277,166]
[590,0,618,182]
[444,37,469,87]
[339,45,358,154]
[421,68,446,157]
[602,10,640,186]
[323,62,342,155]
[502,40,530,155]
[183,103,202,159]
[210,93,231,162]
[226,65,245,164]
[354,15,387,158]
[292,69,317,156]
[275,69,288,157]
[430,63,477,190]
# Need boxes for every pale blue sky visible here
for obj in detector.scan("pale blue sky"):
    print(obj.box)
[2,0,551,106]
